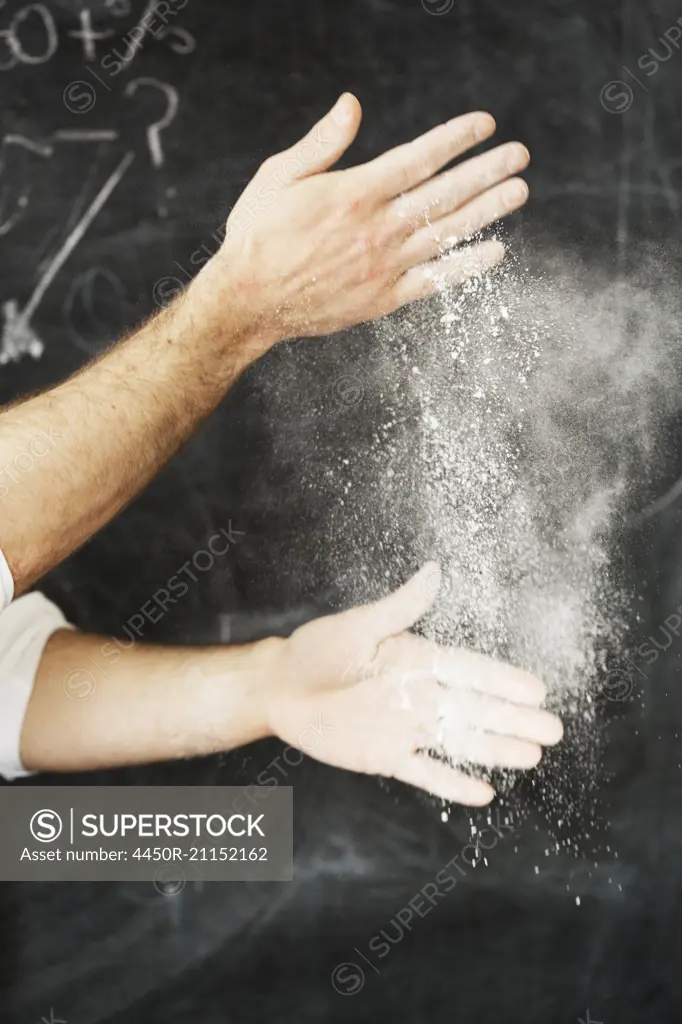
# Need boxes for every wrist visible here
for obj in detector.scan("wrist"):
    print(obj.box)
[247,635,289,741]
[208,635,287,747]
[186,254,283,373]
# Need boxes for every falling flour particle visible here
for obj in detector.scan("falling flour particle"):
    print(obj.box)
[364,247,682,735]
[271,240,682,851]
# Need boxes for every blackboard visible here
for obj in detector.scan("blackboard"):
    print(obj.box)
[2,1,682,1022]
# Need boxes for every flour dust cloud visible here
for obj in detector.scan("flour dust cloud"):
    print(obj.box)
[262,240,682,834]
[366,246,682,718]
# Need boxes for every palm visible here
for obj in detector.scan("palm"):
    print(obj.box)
[267,565,563,807]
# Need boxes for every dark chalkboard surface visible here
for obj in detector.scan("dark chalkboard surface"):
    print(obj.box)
[2,1,682,1023]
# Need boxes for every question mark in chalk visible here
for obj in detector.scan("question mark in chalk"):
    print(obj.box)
[124,77,179,169]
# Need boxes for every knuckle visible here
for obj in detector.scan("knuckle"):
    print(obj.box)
[340,192,365,219]
[352,231,391,283]
[399,164,419,193]
[448,123,478,158]
[387,154,416,195]
[386,202,413,235]
[463,122,481,148]
[406,137,433,174]
[373,218,398,251]
[356,230,376,256]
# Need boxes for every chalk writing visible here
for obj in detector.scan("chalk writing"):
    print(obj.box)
[68,8,115,63]
[156,25,195,56]
[125,77,179,167]
[63,265,131,355]
[1,151,136,363]
[0,2,57,69]
[0,134,52,236]
[0,0,191,361]
[0,1,195,71]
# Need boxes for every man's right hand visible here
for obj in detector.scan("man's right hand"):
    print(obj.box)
[0,94,529,599]
[200,93,530,353]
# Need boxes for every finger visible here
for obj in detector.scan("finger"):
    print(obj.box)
[392,753,495,805]
[398,178,528,268]
[392,240,504,308]
[434,648,548,707]
[329,563,440,665]
[274,93,362,181]
[363,111,496,200]
[437,692,563,747]
[389,141,530,230]
[453,732,543,771]
[478,699,563,746]
[364,562,440,642]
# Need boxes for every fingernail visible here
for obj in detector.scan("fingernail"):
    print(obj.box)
[332,94,353,125]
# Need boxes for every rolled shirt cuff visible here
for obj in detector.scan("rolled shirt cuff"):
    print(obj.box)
[0,543,14,612]
[0,591,73,780]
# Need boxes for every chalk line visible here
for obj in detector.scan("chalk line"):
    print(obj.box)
[17,149,135,329]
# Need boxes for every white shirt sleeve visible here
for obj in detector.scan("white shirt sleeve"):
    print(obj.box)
[0,591,73,780]
[0,543,14,613]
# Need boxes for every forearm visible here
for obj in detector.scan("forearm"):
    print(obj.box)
[0,259,270,595]
[0,100,529,597]
[20,627,284,773]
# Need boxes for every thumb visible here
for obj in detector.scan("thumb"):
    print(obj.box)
[361,562,441,644]
[283,93,362,179]
[312,562,440,684]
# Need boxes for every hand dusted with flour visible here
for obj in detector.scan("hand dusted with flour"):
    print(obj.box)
[22,563,561,808]
[268,563,562,806]
[0,93,528,599]
[203,93,529,354]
